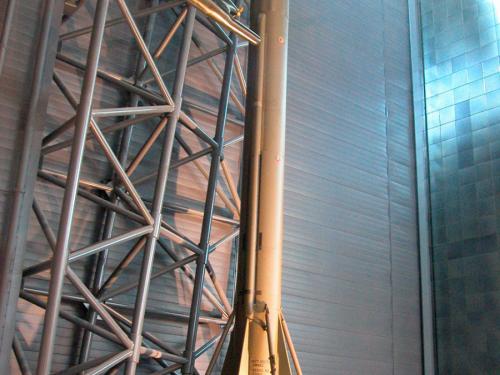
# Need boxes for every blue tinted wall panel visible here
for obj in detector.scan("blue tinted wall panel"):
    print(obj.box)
[420,0,500,373]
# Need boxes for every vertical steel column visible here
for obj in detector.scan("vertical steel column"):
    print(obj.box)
[124,6,196,374]
[182,29,238,375]
[0,0,64,365]
[0,0,16,75]
[78,1,159,363]
[35,2,110,374]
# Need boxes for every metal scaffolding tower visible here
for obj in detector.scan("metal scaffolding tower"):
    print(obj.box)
[9,0,260,373]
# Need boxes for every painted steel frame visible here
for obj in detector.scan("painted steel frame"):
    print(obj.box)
[9,0,258,374]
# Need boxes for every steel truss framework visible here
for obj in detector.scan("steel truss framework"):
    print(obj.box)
[11,0,258,374]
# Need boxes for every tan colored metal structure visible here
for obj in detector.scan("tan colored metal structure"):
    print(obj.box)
[187,0,261,45]
[222,0,302,374]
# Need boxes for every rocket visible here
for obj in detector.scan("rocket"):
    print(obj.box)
[222,0,302,374]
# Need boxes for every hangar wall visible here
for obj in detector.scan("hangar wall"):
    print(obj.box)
[282,1,423,374]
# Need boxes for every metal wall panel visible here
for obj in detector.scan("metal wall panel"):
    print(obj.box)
[419,0,500,373]
[282,1,422,374]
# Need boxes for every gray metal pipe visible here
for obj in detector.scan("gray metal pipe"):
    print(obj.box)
[156,240,227,316]
[183,24,238,375]
[35,2,110,373]
[151,363,184,375]
[56,352,119,375]
[179,111,219,148]
[52,71,78,107]
[126,117,168,176]
[174,133,240,218]
[205,312,235,375]
[56,50,246,127]
[42,113,157,154]
[0,0,16,76]
[144,46,229,84]
[100,254,198,300]
[116,0,173,104]
[103,305,185,356]
[66,267,132,348]
[79,3,158,359]
[137,7,187,80]
[92,104,173,117]
[41,114,75,146]
[22,225,153,277]
[125,7,197,374]
[89,120,153,222]
[69,226,152,262]
[20,291,121,345]
[12,333,32,375]
[78,209,122,362]
[56,53,165,104]
[209,229,240,253]
[59,0,186,41]
[86,350,133,375]
[0,0,64,366]
[37,171,146,224]
[96,237,146,297]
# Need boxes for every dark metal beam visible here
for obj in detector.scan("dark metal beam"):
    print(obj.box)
[183,26,238,375]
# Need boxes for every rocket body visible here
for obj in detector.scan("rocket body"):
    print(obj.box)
[248,0,289,373]
[223,0,291,374]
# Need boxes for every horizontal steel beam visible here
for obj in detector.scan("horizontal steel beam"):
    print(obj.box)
[22,226,153,277]
[92,105,173,117]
